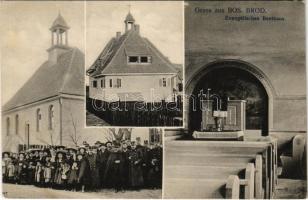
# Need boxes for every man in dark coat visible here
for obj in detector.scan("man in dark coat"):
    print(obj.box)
[121,142,130,189]
[87,147,100,191]
[128,142,144,190]
[147,144,163,188]
[77,154,91,192]
[104,141,125,192]
[97,144,109,188]
[141,140,151,188]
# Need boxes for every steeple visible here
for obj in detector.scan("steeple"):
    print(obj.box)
[124,11,135,32]
[47,13,70,63]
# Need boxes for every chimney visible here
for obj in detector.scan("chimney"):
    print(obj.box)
[134,24,140,34]
[116,32,121,39]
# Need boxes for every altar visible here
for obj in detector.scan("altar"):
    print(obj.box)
[193,92,246,141]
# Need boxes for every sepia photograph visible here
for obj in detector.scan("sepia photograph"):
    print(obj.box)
[164,1,307,199]
[85,1,184,127]
[1,1,163,199]
[1,0,308,199]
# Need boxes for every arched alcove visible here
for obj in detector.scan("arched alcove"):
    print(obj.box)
[185,60,275,136]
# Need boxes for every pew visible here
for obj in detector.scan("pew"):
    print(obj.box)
[280,134,306,179]
[164,139,277,199]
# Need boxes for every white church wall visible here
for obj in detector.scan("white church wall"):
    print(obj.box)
[2,98,61,152]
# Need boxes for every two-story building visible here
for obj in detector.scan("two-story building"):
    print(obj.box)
[86,12,182,103]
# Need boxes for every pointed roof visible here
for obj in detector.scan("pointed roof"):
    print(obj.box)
[125,12,135,23]
[3,48,84,112]
[50,13,69,30]
[87,29,178,76]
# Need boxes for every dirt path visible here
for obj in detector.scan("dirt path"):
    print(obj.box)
[2,184,161,199]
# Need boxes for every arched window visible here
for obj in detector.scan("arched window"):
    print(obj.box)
[36,109,41,132]
[15,114,19,135]
[49,105,54,130]
[6,117,10,136]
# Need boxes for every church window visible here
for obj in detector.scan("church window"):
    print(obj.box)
[49,105,54,130]
[15,114,19,135]
[6,117,10,136]
[109,79,113,87]
[93,80,97,88]
[128,56,138,63]
[36,109,41,132]
[116,79,122,88]
[162,78,167,87]
[101,78,105,88]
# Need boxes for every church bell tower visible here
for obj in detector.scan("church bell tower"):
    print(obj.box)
[47,13,70,64]
[124,12,135,32]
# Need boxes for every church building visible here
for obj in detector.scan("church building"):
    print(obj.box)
[87,12,182,103]
[2,14,94,152]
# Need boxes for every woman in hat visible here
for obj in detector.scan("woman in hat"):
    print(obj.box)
[78,146,87,157]
[53,151,66,189]
[77,153,91,192]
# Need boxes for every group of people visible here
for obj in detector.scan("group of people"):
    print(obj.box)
[2,140,162,193]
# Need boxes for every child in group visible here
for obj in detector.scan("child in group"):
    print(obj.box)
[34,161,44,187]
[43,161,52,188]
[61,162,71,190]
[2,152,10,183]
[68,161,79,191]
[27,161,36,185]
[7,159,15,183]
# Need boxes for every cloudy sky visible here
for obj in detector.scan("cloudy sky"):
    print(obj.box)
[1,1,183,105]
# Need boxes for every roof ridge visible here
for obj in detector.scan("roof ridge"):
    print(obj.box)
[87,38,115,73]
[100,30,133,74]
[59,48,77,94]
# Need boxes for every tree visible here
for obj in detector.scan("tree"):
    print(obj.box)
[104,128,132,142]
[68,112,81,146]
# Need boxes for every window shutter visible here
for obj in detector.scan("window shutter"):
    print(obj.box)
[159,79,162,87]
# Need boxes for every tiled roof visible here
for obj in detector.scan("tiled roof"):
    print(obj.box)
[3,48,84,111]
[87,29,178,76]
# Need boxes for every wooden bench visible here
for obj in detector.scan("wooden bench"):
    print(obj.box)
[164,139,277,199]
[280,134,306,178]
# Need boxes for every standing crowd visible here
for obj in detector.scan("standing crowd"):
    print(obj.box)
[2,140,162,193]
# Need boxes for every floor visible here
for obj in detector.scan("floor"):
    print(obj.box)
[274,178,307,199]
[2,183,162,199]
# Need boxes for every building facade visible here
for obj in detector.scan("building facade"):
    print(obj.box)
[87,12,182,103]
[2,14,99,152]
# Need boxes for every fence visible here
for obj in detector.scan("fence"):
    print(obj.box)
[87,98,183,126]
